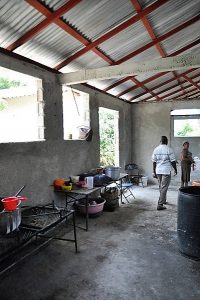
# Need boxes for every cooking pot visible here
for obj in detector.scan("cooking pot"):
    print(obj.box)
[0,204,21,235]
[0,185,26,235]
[105,166,121,180]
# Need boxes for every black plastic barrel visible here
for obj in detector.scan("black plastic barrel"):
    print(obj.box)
[177,187,200,258]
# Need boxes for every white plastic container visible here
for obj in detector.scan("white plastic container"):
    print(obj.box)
[139,176,148,187]
[85,176,94,189]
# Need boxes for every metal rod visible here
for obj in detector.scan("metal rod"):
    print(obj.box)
[15,185,26,197]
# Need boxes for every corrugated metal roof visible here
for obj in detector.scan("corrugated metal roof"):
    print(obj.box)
[161,22,200,55]
[148,0,200,37]
[108,81,137,96]
[145,73,174,89]
[0,0,199,103]
[62,0,136,41]
[99,21,152,61]
[14,23,83,68]
[0,0,44,47]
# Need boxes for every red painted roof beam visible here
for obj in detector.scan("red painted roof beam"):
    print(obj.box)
[182,75,200,90]
[115,14,200,65]
[7,0,82,51]
[54,0,169,69]
[24,0,113,64]
[105,38,200,93]
[142,75,200,101]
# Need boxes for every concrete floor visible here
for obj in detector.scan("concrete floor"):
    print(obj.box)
[0,185,200,300]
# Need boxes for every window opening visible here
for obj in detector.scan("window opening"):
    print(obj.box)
[171,109,200,137]
[0,67,44,143]
[99,107,119,166]
[62,86,90,140]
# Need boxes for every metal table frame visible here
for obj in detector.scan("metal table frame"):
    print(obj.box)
[54,173,128,230]
[0,203,78,276]
[55,187,102,231]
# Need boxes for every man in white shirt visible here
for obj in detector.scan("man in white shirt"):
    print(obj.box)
[152,136,177,210]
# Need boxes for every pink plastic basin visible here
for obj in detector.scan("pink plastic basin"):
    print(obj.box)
[77,200,106,215]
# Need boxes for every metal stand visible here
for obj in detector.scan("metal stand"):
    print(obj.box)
[0,203,78,276]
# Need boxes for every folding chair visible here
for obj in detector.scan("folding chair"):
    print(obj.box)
[125,163,144,188]
[117,176,135,203]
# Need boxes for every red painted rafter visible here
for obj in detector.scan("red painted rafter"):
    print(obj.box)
[130,0,166,57]
[7,0,199,103]
[142,75,200,102]
[20,0,165,101]
[160,90,200,102]
[182,75,200,90]
[6,0,82,51]
[104,76,138,92]
[105,38,200,93]
[186,91,200,98]
[128,0,168,100]
[130,77,161,101]
[118,0,186,99]
[158,85,200,101]
[132,71,200,102]
[159,89,200,102]
[54,0,169,69]
[115,14,200,65]
[129,74,200,102]
[23,0,114,64]
[131,0,189,96]
[142,80,200,102]
[148,70,195,92]
[117,69,194,98]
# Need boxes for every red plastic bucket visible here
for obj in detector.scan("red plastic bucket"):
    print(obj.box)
[1,197,27,211]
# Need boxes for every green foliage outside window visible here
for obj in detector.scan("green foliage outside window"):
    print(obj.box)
[0,78,22,89]
[177,122,193,136]
[0,100,8,111]
[99,110,115,166]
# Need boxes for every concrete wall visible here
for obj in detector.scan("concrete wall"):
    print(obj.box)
[132,100,200,185]
[0,52,132,206]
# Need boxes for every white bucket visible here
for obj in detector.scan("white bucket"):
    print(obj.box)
[139,176,148,187]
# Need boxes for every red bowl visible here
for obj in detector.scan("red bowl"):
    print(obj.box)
[2,196,27,211]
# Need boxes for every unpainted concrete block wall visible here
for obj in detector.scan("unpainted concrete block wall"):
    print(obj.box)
[132,100,200,185]
[0,53,132,205]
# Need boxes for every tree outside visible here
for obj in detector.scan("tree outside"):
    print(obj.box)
[0,77,28,111]
[99,108,119,166]
[0,78,21,89]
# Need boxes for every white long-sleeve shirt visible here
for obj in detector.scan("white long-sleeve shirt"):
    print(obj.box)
[152,144,176,175]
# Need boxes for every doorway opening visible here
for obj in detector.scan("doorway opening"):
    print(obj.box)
[99,107,119,166]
